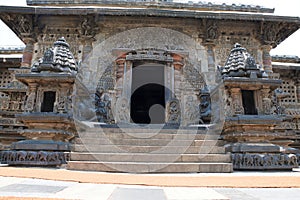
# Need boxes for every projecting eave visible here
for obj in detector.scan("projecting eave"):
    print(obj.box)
[0,5,299,47]
[0,5,298,21]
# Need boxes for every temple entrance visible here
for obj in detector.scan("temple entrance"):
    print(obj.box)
[130,63,165,124]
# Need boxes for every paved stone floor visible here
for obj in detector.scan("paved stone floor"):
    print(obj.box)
[0,176,300,200]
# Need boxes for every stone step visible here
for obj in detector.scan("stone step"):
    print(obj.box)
[70,152,231,163]
[67,161,233,173]
[77,132,220,140]
[73,144,225,154]
[79,126,212,134]
[74,138,224,146]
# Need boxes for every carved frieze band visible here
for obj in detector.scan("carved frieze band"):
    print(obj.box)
[0,150,69,166]
[232,153,299,169]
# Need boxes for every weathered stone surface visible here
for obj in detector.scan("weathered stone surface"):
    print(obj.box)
[11,140,70,151]
[0,0,300,173]
[227,143,283,153]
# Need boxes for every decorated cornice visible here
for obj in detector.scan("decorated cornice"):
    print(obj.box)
[26,0,275,14]
[0,6,299,48]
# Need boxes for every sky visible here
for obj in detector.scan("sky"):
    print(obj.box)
[0,0,299,57]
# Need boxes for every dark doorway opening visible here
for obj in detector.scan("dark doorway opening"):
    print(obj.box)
[131,63,165,124]
[41,91,56,112]
[241,90,257,115]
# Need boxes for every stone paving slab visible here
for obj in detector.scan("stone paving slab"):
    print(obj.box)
[164,188,229,200]
[54,183,116,200]
[108,187,167,200]
[1,166,300,188]
[0,176,300,200]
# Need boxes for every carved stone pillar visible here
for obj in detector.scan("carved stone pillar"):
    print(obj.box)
[115,57,125,98]
[230,88,244,115]
[261,87,271,115]
[21,38,35,68]
[82,38,93,61]
[122,60,132,100]
[116,60,132,123]
[164,62,174,102]
[56,84,69,113]
[261,45,273,76]
[206,44,216,72]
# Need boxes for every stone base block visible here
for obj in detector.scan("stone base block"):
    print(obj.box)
[11,140,70,151]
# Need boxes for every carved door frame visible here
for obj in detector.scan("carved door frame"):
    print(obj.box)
[115,49,185,124]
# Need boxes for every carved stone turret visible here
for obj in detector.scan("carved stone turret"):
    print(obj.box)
[221,44,298,170]
[32,37,77,74]
[1,38,78,166]
[219,43,267,78]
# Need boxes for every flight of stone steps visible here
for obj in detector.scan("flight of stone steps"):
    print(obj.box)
[67,123,233,173]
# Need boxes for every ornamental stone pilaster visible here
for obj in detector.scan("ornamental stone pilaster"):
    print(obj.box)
[261,45,273,76]
[206,44,216,72]
[25,83,37,112]
[21,38,35,68]
[261,87,271,115]
[230,88,244,115]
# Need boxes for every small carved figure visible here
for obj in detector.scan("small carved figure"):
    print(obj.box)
[17,151,27,162]
[284,154,297,166]
[166,99,181,124]
[42,49,54,64]
[117,98,130,123]
[263,154,272,167]
[254,154,264,167]
[232,153,243,167]
[95,91,113,123]
[9,151,17,162]
[184,96,199,125]
[81,18,93,36]
[199,87,211,124]
[271,88,289,115]
[243,154,254,167]
[59,153,67,163]
[206,20,218,40]
[1,151,9,163]
[48,152,59,162]
[27,151,38,161]
[1,98,9,111]
[38,151,48,162]
[18,15,32,33]
[25,92,36,112]
[271,154,280,166]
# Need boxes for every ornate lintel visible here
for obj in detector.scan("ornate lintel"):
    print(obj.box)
[126,49,173,63]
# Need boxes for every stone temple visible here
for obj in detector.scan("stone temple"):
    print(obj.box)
[0,0,299,173]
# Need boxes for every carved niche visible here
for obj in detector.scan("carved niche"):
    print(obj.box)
[79,15,97,38]
[116,97,130,123]
[202,19,219,42]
